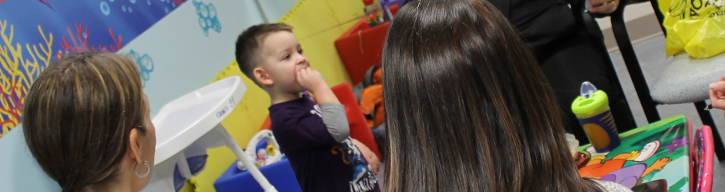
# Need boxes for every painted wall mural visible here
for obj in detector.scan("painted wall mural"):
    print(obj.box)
[0,0,186,138]
[130,49,154,87]
[193,0,221,37]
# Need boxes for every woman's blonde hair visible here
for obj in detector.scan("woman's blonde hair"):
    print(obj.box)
[23,52,147,191]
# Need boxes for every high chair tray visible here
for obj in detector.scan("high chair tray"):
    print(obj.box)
[152,76,246,165]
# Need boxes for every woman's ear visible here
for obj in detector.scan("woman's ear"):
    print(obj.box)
[254,67,274,86]
[128,129,143,164]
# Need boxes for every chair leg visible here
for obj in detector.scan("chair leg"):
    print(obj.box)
[611,12,661,123]
[695,101,725,161]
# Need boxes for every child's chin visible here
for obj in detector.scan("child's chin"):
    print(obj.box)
[294,85,306,93]
[293,88,306,94]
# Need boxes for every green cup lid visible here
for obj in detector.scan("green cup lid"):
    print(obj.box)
[571,90,609,118]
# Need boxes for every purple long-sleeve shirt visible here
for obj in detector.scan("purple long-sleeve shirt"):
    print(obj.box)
[269,98,380,192]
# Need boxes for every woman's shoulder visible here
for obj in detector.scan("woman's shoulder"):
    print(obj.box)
[591,180,633,192]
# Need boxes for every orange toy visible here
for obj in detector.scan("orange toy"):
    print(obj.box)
[359,67,384,128]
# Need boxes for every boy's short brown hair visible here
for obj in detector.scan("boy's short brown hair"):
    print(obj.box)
[235,23,293,86]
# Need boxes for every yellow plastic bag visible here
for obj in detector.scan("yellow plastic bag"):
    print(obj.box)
[660,0,725,58]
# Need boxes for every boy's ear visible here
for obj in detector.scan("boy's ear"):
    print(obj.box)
[254,67,274,86]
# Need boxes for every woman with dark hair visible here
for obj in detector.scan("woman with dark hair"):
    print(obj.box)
[382,0,630,191]
[22,52,156,192]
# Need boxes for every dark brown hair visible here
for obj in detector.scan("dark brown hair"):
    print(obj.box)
[23,52,147,191]
[382,0,604,191]
[235,23,293,86]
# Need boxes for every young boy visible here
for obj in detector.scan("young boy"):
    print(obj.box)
[235,23,380,192]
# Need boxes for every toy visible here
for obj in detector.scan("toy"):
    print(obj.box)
[237,130,283,170]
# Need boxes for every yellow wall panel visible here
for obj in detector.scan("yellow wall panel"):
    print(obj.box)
[338,19,361,35]
[280,0,339,40]
[325,0,366,24]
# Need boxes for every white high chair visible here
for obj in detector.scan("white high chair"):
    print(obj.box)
[142,76,277,192]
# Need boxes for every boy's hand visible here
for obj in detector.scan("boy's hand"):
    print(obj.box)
[297,67,340,105]
[710,76,725,109]
[352,139,380,175]
[297,67,328,94]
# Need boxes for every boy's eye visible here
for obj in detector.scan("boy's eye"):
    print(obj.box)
[283,54,290,60]
[298,49,303,54]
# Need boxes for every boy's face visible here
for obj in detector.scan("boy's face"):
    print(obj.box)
[259,31,309,93]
